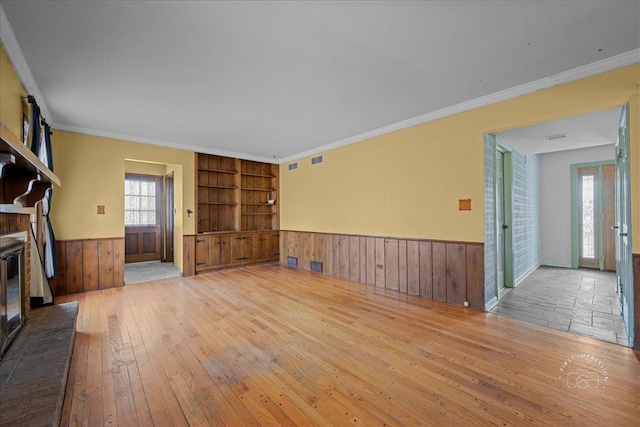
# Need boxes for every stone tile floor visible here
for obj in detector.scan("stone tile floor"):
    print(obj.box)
[490,266,629,346]
[124,260,181,285]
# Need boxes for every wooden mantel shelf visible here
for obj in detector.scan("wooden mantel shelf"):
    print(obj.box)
[0,122,61,211]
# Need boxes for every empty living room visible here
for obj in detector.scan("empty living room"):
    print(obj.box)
[0,1,639,426]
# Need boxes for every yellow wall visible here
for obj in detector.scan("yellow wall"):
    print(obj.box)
[280,65,640,246]
[0,44,27,139]
[50,130,195,270]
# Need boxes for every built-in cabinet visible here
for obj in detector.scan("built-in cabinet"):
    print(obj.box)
[190,153,279,274]
[194,231,280,272]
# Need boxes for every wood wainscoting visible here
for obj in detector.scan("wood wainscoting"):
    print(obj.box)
[280,230,484,310]
[49,238,124,296]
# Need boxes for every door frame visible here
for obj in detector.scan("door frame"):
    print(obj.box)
[164,172,175,263]
[124,173,164,264]
[496,140,514,291]
[570,160,615,270]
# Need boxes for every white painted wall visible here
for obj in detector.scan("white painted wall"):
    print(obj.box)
[539,144,615,267]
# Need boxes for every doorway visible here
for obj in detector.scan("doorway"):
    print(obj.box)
[124,174,163,263]
[485,106,633,347]
[572,163,615,270]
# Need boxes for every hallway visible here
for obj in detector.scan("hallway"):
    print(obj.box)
[490,266,628,346]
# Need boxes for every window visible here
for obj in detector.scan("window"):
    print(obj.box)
[125,177,157,226]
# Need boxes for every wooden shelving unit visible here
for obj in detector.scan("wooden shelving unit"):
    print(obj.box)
[192,153,280,273]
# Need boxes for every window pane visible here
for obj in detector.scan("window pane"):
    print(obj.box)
[581,175,595,258]
[125,180,139,195]
[141,211,156,225]
[124,177,157,226]
[125,195,139,210]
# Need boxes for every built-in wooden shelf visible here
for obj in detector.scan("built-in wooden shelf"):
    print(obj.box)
[241,172,276,178]
[198,184,237,189]
[199,202,238,206]
[0,122,61,212]
[199,168,237,174]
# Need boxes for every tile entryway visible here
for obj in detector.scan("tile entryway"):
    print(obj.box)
[124,260,181,285]
[489,266,628,346]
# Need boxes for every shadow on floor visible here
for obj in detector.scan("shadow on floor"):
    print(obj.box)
[124,261,181,285]
[490,266,628,346]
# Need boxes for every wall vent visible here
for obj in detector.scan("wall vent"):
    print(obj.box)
[311,155,323,165]
[287,256,298,267]
[288,162,298,171]
[310,261,323,272]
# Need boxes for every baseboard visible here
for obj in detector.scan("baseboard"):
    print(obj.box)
[485,296,498,311]
[540,261,573,269]
[514,261,541,288]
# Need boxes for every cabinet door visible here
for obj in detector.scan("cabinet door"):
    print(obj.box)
[219,235,231,266]
[195,236,210,271]
[254,233,268,261]
[209,236,221,267]
[267,233,280,260]
[241,234,254,264]
[231,235,244,264]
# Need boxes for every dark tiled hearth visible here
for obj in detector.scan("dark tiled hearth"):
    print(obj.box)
[0,302,78,426]
[490,266,628,346]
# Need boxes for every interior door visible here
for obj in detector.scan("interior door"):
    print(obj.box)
[496,151,505,292]
[615,105,633,346]
[164,172,175,263]
[125,174,163,264]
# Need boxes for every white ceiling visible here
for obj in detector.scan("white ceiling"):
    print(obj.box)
[497,107,621,155]
[1,1,639,162]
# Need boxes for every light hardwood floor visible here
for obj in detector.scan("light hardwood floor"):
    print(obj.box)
[57,264,640,426]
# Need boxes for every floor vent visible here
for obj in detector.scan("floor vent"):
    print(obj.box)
[288,162,298,171]
[287,256,298,267]
[311,155,323,165]
[310,261,323,272]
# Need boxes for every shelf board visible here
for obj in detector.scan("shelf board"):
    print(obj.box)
[241,213,276,216]
[241,172,276,178]
[0,123,61,187]
[198,185,237,189]
[199,168,237,174]
[198,202,238,205]
[243,203,276,206]
[242,188,275,192]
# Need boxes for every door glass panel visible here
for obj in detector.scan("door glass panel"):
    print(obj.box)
[125,178,157,226]
[581,175,595,259]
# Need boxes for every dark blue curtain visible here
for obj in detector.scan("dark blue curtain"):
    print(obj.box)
[42,123,57,279]
[30,102,41,155]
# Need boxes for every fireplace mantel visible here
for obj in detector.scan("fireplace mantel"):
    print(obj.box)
[0,122,61,214]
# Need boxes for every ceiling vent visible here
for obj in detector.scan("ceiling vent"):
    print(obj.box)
[545,133,568,140]
[311,155,323,165]
[288,162,298,171]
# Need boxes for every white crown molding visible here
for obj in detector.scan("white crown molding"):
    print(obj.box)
[0,3,52,122]
[279,48,640,164]
[51,123,278,164]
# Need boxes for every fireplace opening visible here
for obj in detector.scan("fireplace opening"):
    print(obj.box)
[0,233,26,359]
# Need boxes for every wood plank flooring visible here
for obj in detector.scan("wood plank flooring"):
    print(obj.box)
[57,264,640,426]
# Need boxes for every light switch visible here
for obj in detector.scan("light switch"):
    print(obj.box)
[459,199,471,211]
[97,205,105,214]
